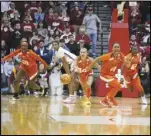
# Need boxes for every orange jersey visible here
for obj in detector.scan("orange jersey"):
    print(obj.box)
[3,49,48,79]
[76,57,93,81]
[100,53,125,77]
[123,53,141,75]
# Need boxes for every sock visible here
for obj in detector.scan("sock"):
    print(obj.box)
[141,95,146,100]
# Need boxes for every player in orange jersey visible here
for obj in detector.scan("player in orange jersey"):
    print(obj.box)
[73,48,100,105]
[86,43,125,107]
[2,41,48,100]
[122,46,148,104]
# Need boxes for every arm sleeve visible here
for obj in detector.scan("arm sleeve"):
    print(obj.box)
[99,54,110,62]
[3,49,21,61]
[30,50,48,68]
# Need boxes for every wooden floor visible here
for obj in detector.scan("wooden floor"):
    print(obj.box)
[1,95,150,135]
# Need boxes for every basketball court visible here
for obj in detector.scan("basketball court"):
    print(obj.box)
[1,95,150,135]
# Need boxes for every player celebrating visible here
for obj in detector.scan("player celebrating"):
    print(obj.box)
[73,48,100,105]
[122,46,148,104]
[87,43,125,107]
[2,41,48,100]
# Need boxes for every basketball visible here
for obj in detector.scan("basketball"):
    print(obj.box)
[60,74,71,85]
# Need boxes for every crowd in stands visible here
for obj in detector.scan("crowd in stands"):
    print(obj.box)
[1,1,150,97]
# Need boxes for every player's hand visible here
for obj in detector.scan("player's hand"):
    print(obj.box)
[86,67,91,72]
[120,78,124,84]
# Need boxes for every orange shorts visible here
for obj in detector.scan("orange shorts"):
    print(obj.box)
[20,64,38,80]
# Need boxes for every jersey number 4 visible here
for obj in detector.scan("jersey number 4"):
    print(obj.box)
[22,60,29,65]
[131,64,137,70]
[110,66,117,72]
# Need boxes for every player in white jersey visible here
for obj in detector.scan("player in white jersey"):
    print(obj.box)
[52,41,78,103]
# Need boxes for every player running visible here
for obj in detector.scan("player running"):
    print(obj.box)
[2,41,48,100]
[86,43,125,107]
[73,48,100,105]
[122,46,148,104]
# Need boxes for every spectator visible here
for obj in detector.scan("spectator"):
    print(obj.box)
[59,39,70,51]
[69,2,85,10]
[1,40,9,58]
[58,9,70,23]
[70,4,84,33]
[45,8,54,27]
[139,55,150,95]
[9,60,20,94]
[22,9,33,22]
[11,22,23,49]
[2,11,10,21]
[55,2,67,15]
[7,2,20,22]
[52,11,60,25]
[25,2,41,19]
[45,30,54,45]
[82,7,102,57]
[129,3,141,29]
[51,22,62,38]
[59,17,74,33]
[75,26,91,50]
[66,34,80,56]
[129,35,139,49]
[3,58,14,92]
[21,15,36,41]
[37,21,48,37]
[35,40,53,64]
[1,18,14,44]
[60,27,73,44]
[29,30,40,48]
[34,7,45,24]
[37,63,49,96]
[45,2,57,14]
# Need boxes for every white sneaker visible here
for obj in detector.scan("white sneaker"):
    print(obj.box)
[63,104,75,113]
[141,104,147,112]
[10,96,19,101]
[141,97,148,105]
[34,92,39,97]
[63,96,76,104]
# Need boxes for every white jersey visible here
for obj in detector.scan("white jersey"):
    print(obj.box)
[56,47,77,64]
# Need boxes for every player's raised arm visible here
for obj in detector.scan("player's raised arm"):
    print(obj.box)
[2,49,21,62]
[87,54,109,71]
[89,57,101,71]
[29,50,48,68]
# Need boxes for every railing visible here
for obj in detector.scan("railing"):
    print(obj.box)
[100,32,104,55]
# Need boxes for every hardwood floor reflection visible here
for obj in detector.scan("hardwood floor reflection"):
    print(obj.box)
[1,95,150,135]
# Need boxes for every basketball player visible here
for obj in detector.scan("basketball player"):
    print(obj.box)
[73,48,100,105]
[51,41,78,103]
[86,43,125,107]
[122,46,148,104]
[2,41,48,100]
